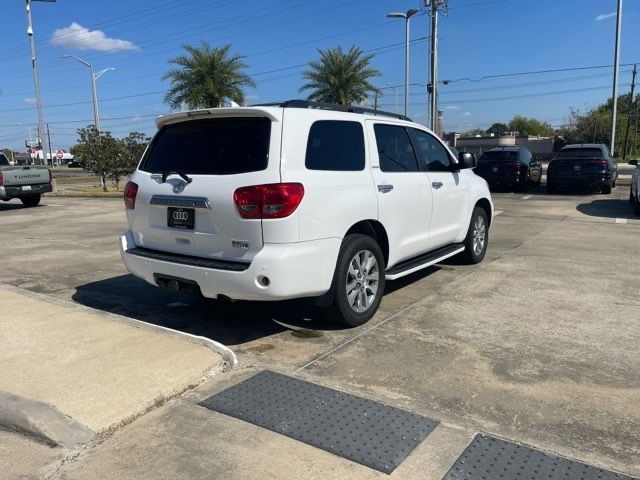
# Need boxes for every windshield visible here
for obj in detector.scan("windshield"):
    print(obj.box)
[556,148,603,159]
[140,117,271,175]
[479,151,518,162]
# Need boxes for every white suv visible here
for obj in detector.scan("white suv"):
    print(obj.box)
[120,101,493,326]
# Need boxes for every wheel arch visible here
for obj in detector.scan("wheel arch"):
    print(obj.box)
[344,220,389,267]
[474,197,493,227]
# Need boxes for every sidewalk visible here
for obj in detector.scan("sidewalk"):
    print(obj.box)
[0,285,225,441]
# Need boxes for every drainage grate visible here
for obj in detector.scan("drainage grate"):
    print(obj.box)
[443,434,637,480]
[199,370,438,474]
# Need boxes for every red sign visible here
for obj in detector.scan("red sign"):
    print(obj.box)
[55,150,64,159]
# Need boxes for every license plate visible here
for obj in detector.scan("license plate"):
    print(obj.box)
[22,185,32,191]
[167,207,195,230]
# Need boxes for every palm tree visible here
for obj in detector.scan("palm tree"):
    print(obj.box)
[300,45,381,105]
[162,42,255,109]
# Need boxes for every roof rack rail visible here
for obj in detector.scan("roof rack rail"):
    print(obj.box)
[254,99,412,122]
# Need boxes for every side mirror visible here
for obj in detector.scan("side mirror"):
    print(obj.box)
[458,151,477,169]
[629,159,638,166]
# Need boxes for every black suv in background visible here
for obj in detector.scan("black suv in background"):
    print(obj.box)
[547,144,618,194]
[474,146,542,192]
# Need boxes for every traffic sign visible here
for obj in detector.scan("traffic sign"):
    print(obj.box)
[55,150,64,159]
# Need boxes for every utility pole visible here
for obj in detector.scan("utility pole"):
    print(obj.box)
[610,0,623,156]
[426,0,447,132]
[622,64,636,159]
[25,0,55,165]
[46,123,53,166]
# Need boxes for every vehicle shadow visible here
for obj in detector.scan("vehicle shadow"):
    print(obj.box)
[72,274,343,346]
[72,266,441,346]
[0,202,27,211]
[576,198,637,220]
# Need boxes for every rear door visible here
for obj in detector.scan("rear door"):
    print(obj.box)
[128,113,281,262]
[366,121,432,266]
[410,128,469,248]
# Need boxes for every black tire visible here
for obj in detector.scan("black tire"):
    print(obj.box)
[601,182,612,194]
[633,188,640,216]
[630,189,634,204]
[327,234,385,327]
[459,207,489,264]
[546,181,557,194]
[20,194,41,208]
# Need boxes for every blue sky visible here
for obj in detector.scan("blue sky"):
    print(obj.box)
[0,0,638,149]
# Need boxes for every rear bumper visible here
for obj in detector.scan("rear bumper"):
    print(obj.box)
[120,230,341,301]
[547,173,611,187]
[0,183,52,199]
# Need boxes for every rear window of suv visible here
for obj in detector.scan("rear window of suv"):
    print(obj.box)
[479,151,518,162]
[140,117,271,175]
[0,154,9,166]
[305,120,365,171]
[556,148,603,159]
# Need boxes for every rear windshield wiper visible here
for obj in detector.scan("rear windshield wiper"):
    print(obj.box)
[161,170,193,184]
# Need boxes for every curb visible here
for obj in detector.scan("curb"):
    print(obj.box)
[0,391,95,448]
[0,283,238,368]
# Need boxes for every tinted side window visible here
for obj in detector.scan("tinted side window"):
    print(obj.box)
[305,121,365,171]
[374,124,419,172]
[411,129,453,172]
[0,154,9,166]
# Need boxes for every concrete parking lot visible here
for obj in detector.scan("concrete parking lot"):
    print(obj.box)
[0,186,638,479]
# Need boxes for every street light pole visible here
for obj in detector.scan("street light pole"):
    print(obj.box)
[25,0,55,164]
[387,9,419,117]
[610,0,623,156]
[386,83,399,114]
[61,55,115,131]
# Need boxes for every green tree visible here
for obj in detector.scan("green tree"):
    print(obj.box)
[485,122,508,135]
[508,115,553,136]
[74,126,125,191]
[121,132,150,171]
[557,94,639,156]
[300,45,381,105]
[162,42,255,109]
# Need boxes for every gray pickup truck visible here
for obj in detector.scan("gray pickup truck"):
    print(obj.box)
[0,153,52,207]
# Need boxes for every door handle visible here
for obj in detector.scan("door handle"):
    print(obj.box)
[432,181,443,189]
[377,184,394,193]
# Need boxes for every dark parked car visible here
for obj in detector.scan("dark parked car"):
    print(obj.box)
[547,144,618,194]
[474,147,542,192]
[66,159,83,168]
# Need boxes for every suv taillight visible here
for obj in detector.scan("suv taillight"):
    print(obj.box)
[233,183,304,219]
[599,158,609,168]
[0,171,3,186]
[124,181,138,210]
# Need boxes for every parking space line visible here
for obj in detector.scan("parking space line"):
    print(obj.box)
[521,195,532,200]
[293,214,572,375]
[615,218,628,224]
[494,210,503,216]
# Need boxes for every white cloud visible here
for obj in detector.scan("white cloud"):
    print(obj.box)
[595,11,616,21]
[50,22,138,52]
[23,97,36,105]
[462,111,471,116]
[445,105,460,110]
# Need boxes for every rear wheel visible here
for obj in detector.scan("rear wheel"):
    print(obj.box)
[20,194,41,208]
[632,188,640,216]
[459,207,489,264]
[327,234,385,327]
[601,182,612,194]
